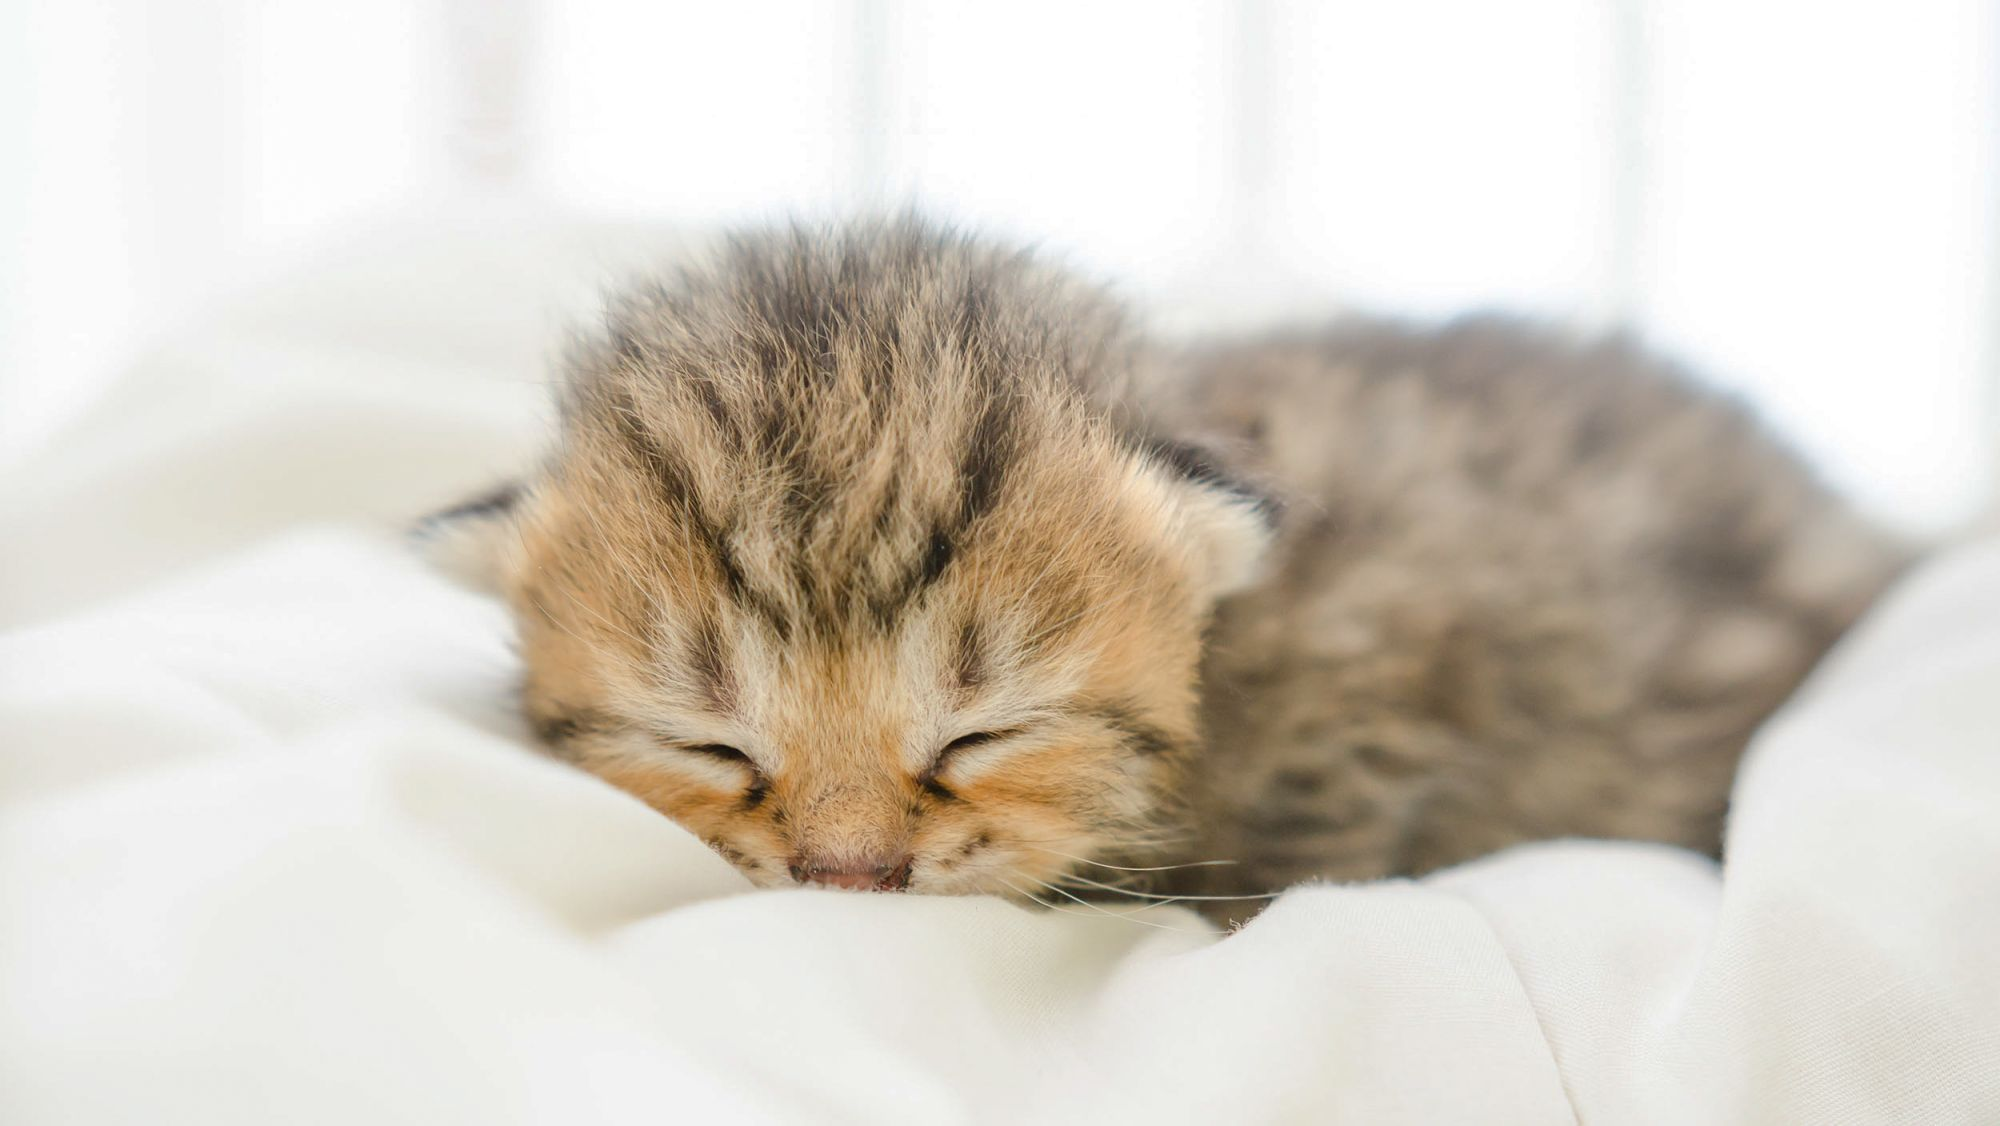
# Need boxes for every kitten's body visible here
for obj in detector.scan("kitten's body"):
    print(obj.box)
[428,220,1905,920]
[1145,323,1904,910]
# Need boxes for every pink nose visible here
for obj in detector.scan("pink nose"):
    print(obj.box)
[789,855,912,892]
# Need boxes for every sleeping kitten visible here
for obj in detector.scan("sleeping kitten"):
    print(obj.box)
[422,218,1906,921]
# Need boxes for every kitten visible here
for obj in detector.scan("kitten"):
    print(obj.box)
[421,218,1906,920]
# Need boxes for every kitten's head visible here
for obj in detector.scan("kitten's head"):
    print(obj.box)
[423,220,1272,897]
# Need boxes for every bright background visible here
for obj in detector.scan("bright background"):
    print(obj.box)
[4,1,1995,530]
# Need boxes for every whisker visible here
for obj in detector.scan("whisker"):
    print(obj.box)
[994,876,1123,919]
[999,829,1199,850]
[1036,877,1196,916]
[1056,871,1282,902]
[993,878,1204,935]
[1021,845,1241,874]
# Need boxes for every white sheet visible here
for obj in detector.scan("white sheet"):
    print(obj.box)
[5,209,1997,1124]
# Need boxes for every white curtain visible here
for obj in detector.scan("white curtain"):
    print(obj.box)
[4,0,1993,529]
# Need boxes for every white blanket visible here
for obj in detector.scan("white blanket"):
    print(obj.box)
[4,210,1997,1125]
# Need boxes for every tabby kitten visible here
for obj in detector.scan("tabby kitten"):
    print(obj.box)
[423,219,1904,920]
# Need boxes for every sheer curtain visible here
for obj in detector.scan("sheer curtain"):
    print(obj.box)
[4,0,1993,529]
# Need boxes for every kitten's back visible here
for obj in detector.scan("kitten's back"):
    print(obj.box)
[1150,317,1908,900]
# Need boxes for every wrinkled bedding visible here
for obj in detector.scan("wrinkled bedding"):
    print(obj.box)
[4,211,1996,1124]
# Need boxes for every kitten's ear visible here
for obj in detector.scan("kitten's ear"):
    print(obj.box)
[1135,438,1279,604]
[411,481,526,593]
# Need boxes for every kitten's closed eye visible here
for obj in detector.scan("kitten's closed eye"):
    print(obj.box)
[684,742,753,764]
[935,729,1018,765]
[655,737,759,772]
[942,730,1004,752]
[664,740,768,808]
[921,729,1022,800]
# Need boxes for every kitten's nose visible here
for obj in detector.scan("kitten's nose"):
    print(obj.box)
[789,854,912,892]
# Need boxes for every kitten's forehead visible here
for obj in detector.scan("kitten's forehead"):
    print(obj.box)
[549,228,1146,646]
[642,526,1107,706]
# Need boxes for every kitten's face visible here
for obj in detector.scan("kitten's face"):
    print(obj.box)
[481,430,1260,898]
[420,221,1270,898]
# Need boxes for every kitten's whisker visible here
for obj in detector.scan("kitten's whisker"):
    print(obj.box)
[1057,872,1282,902]
[1022,845,1241,873]
[995,877,1203,934]
[995,877,1127,921]
[1001,829,1198,850]
[1032,876,1193,916]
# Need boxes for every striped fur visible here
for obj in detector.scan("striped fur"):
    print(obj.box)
[435,219,1271,896]
[425,218,1904,919]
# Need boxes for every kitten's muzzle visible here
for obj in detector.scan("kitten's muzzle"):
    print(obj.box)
[789,854,912,892]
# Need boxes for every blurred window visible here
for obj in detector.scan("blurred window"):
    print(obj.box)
[4,1,1992,528]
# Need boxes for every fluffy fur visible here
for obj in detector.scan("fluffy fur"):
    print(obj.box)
[423,218,1906,920]
[1145,321,1906,920]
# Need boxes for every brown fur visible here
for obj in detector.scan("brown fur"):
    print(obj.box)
[421,218,1907,921]
[431,219,1267,899]
[1141,322,1908,920]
